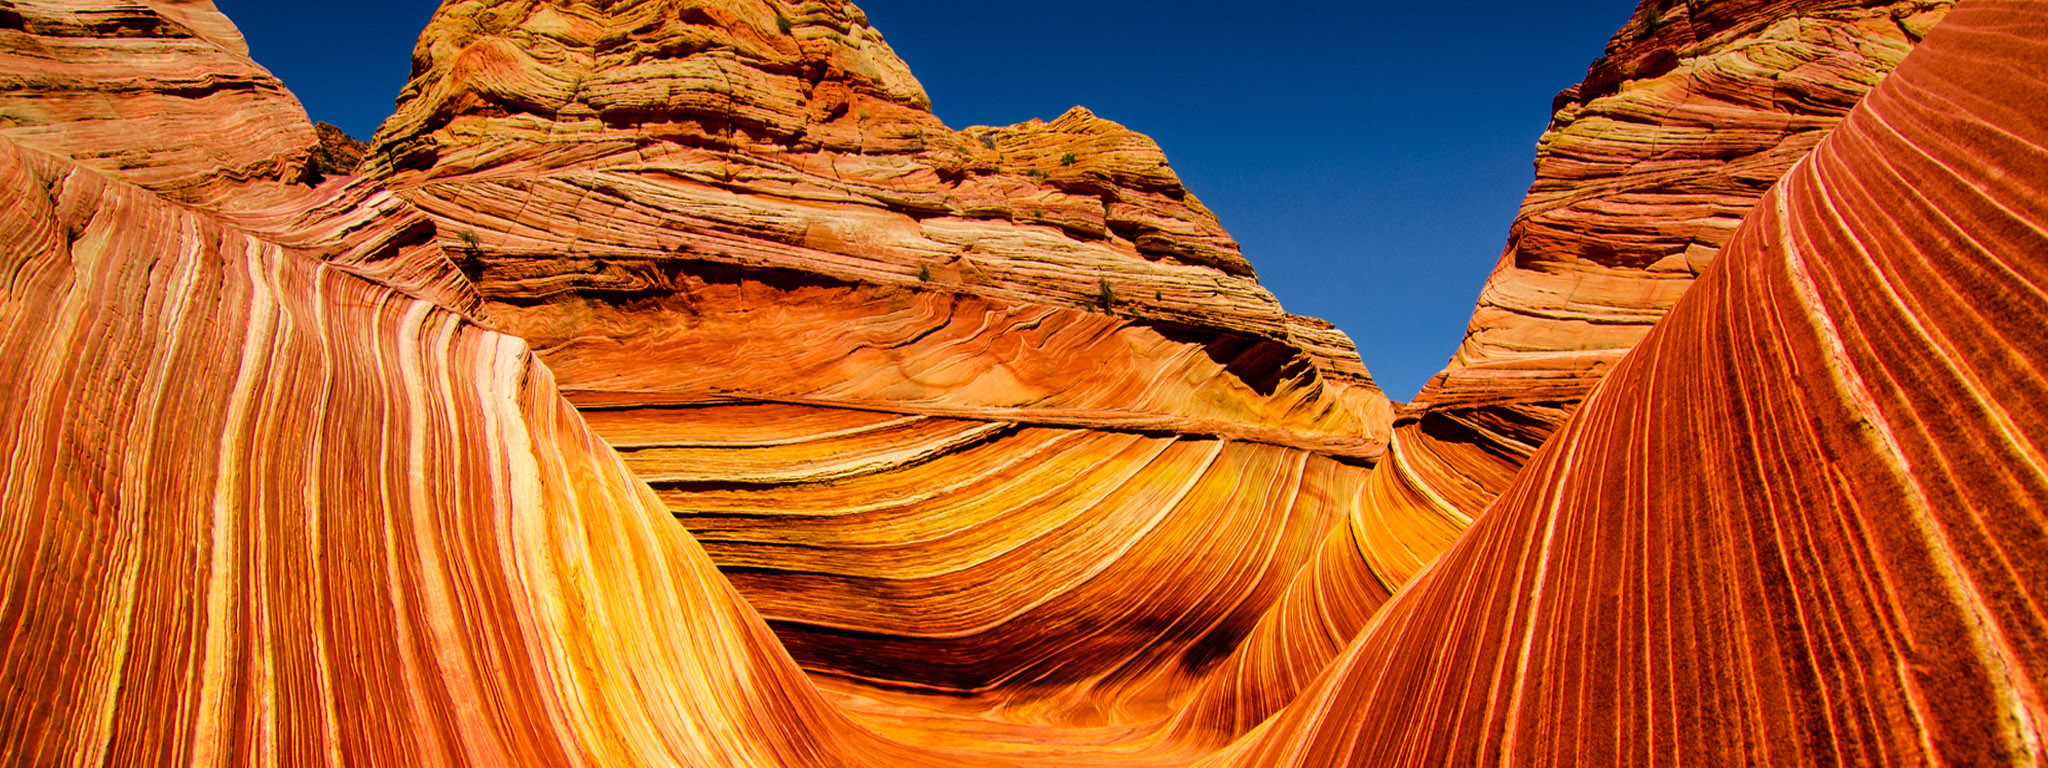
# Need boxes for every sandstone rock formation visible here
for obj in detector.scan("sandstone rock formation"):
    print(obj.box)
[2,0,2045,765]
[308,122,367,179]
[1164,1,1968,736]
[354,0,1404,728]
[1378,0,1955,542]
[0,133,948,766]
[1208,4,2048,762]
[0,0,319,203]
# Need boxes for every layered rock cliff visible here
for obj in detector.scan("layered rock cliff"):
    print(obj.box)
[1210,4,2048,762]
[4,0,2046,765]
[1372,0,1955,557]
[0,0,317,201]
[354,0,1403,725]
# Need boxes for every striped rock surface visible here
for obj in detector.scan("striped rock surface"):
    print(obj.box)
[1205,1,2048,764]
[1378,0,1955,547]
[0,0,318,204]
[353,0,1409,722]
[0,133,932,766]
[4,0,2047,765]
[1157,0,1963,737]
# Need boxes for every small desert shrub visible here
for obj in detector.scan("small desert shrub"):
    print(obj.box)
[917,264,932,282]
[1640,10,1664,38]
[1060,152,1077,166]
[776,14,793,34]
[1094,278,1116,311]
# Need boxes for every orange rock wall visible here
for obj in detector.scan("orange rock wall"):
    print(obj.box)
[3,0,2045,765]
[0,133,944,766]
[1208,3,2048,763]
[1383,0,1954,541]
[354,0,1406,716]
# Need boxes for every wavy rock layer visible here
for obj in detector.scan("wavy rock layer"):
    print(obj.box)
[6,0,2047,766]
[1149,2,1964,733]
[1208,3,2048,763]
[0,129,970,766]
[0,0,318,203]
[0,0,477,315]
[1382,0,1953,539]
[0,6,907,764]
[365,0,1377,387]
[357,0,1404,712]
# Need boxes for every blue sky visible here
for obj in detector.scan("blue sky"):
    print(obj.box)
[214,0,1639,400]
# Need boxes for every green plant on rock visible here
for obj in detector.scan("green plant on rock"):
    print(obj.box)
[917,264,932,283]
[776,14,793,35]
[979,135,998,150]
[1094,277,1116,312]
[1060,152,1078,166]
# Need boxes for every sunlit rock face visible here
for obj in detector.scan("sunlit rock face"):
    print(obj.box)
[362,0,1383,403]
[1208,4,2048,763]
[0,0,317,202]
[356,0,1404,721]
[1187,1,1964,732]
[1379,0,1955,542]
[0,133,954,766]
[0,5,921,763]
[3,0,2045,765]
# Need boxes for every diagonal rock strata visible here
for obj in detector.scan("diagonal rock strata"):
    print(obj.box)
[1386,0,1955,531]
[1205,2,2048,763]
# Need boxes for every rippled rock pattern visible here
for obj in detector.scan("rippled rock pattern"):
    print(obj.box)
[3,0,2045,765]
[1380,0,1955,542]
[0,133,957,765]
[0,0,319,203]
[354,0,1406,722]
[1210,3,2048,763]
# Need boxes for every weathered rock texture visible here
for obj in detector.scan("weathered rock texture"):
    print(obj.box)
[1380,0,1955,541]
[1207,3,2048,762]
[0,0,320,203]
[1160,2,1967,735]
[354,0,1405,728]
[0,133,957,766]
[3,0,2045,765]
[308,121,367,178]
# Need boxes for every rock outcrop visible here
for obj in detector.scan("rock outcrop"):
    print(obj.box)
[355,0,1401,725]
[0,131,953,766]
[1370,0,1955,562]
[0,0,319,203]
[3,0,2046,765]
[1208,4,2048,762]
[308,121,367,178]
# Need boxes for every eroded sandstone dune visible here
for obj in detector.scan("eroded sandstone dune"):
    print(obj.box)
[2,0,2044,765]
